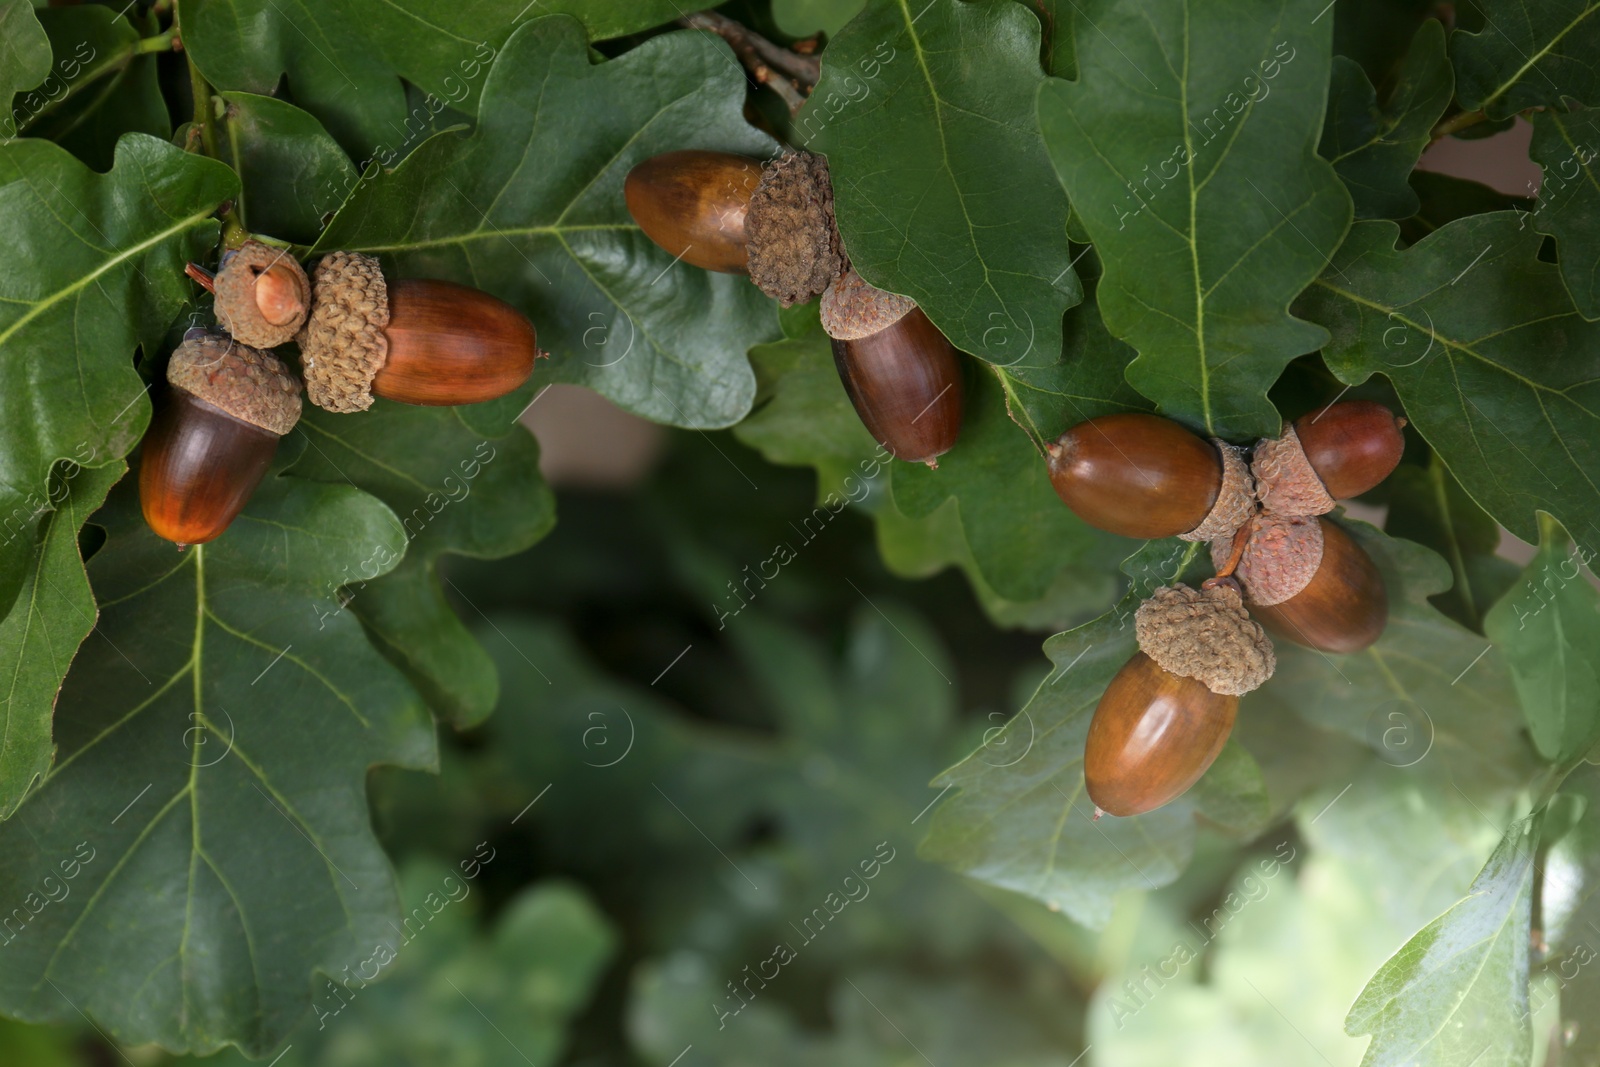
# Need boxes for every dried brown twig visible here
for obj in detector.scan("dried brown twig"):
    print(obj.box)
[679,10,821,115]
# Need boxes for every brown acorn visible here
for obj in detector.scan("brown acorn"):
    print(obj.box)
[205,241,311,348]
[297,252,539,413]
[624,151,764,274]
[820,269,963,466]
[140,331,302,546]
[1086,581,1274,817]
[1253,400,1406,514]
[1213,513,1388,654]
[1047,414,1254,542]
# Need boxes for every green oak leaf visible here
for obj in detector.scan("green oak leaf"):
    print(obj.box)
[1406,170,1532,239]
[0,134,236,623]
[218,93,359,247]
[164,869,615,1067]
[997,274,1150,444]
[1294,214,1600,545]
[1040,0,1352,438]
[24,7,170,172]
[1033,0,1079,78]
[0,463,121,821]
[1320,19,1453,220]
[1384,456,1519,632]
[315,16,779,429]
[184,1,679,160]
[1451,0,1600,119]
[530,1,686,39]
[0,1,48,117]
[1483,513,1600,763]
[0,473,435,1056]
[891,369,1127,603]
[809,0,1082,366]
[920,540,1270,929]
[1332,0,1436,86]
[1260,521,1541,797]
[1346,810,1540,1067]
[1529,106,1600,320]
[772,0,868,37]
[187,0,696,160]
[287,391,555,728]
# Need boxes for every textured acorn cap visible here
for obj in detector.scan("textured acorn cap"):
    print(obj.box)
[746,150,844,306]
[297,251,390,413]
[1253,425,1336,516]
[1181,441,1255,542]
[1135,582,1275,696]
[1211,512,1324,607]
[167,332,301,436]
[213,241,311,349]
[820,269,917,341]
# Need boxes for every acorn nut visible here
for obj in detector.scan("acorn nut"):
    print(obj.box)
[297,251,539,412]
[140,331,302,546]
[820,269,964,467]
[624,151,764,274]
[1253,400,1406,515]
[1211,513,1388,653]
[1085,581,1274,817]
[1047,414,1254,542]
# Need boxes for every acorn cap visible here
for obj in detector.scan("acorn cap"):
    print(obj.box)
[820,269,917,341]
[213,241,311,349]
[167,332,301,437]
[1253,425,1336,516]
[1135,582,1275,696]
[1180,441,1255,542]
[746,150,844,306]
[297,251,390,413]
[1211,511,1324,607]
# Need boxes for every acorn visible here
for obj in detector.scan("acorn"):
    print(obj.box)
[204,240,311,348]
[1047,414,1254,542]
[820,269,963,466]
[1212,513,1388,653]
[1253,400,1406,515]
[624,150,763,274]
[1086,581,1275,817]
[297,252,538,413]
[140,331,302,546]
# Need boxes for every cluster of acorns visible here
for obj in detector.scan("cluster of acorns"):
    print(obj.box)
[624,149,966,466]
[140,242,540,546]
[1046,403,1406,816]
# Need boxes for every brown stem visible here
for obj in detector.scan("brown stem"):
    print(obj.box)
[1207,519,1255,582]
[185,262,216,292]
[679,10,818,115]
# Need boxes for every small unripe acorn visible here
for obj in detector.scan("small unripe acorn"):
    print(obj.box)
[1253,400,1406,514]
[194,241,312,349]
[624,151,764,274]
[1047,414,1254,542]
[297,252,539,413]
[1211,513,1388,653]
[140,331,302,546]
[745,150,843,306]
[821,269,963,466]
[1085,581,1274,817]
